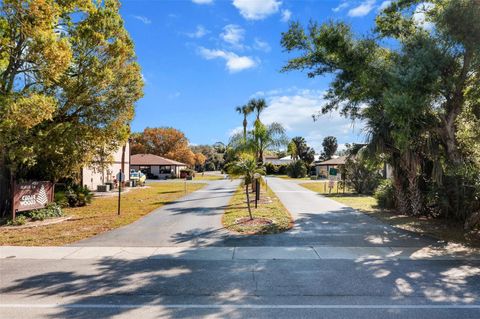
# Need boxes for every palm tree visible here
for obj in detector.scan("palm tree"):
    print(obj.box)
[227,154,265,220]
[248,98,268,122]
[235,105,254,140]
[252,121,288,164]
[287,140,298,161]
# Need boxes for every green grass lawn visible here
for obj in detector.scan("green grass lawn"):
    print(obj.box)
[223,184,293,235]
[300,182,480,248]
[0,182,206,246]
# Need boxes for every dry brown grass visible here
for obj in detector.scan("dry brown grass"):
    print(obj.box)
[0,182,206,246]
[223,184,293,234]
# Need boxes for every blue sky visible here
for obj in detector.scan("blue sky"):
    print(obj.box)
[122,0,392,152]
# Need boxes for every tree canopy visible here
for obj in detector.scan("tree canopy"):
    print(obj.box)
[0,0,143,215]
[321,136,338,160]
[130,127,197,166]
[281,0,480,224]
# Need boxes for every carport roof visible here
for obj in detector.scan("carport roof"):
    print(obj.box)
[130,154,187,166]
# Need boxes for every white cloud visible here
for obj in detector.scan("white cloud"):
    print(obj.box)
[253,38,271,52]
[198,47,257,73]
[186,25,209,38]
[253,88,364,151]
[232,0,281,20]
[168,91,181,99]
[378,0,392,11]
[192,0,213,4]
[133,15,152,24]
[228,126,244,137]
[413,2,435,31]
[348,0,376,17]
[333,1,349,12]
[281,9,292,22]
[220,24,245,49]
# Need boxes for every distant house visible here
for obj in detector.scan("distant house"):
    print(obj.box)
[264,156,294,166]
[314,156,347,178]
[130,154,187,179]
[82,142,130,191]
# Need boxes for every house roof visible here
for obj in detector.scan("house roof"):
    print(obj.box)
[316,156,347,166]
[130,154,187,166]
[264,159,293,165]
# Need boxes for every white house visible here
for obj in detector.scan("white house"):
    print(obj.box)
[81,142,130,191]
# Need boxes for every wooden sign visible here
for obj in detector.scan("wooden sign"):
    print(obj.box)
[13,181,54,217]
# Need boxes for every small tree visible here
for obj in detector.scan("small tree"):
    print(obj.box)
[227,154,265,220]
[343,147,382,195]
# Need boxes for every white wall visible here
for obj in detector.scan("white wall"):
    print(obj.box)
[82,142,130,191]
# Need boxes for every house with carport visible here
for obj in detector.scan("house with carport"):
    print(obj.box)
[130,154,188,179]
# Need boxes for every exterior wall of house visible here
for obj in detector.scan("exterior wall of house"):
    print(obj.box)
[82,143,130,191]
[315,164,342,179]
[130,164,187,179]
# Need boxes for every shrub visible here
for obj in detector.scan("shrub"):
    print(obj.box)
[6,215,27,226]
[374,179,395,209]
[265,162,289,175]
[343,157,382,194]
[66,185,93,207]
[205,162,216,171]
[54,191,69,208]
[287,160,307,178]
[24,203,64,221]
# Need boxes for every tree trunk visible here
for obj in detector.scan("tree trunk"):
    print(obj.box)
[245,184,253,220]
[392,166,410,215]
[243,118,247,140]
[408,174,423,216]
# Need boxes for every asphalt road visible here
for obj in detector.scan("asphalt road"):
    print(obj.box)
[1,178,479,318]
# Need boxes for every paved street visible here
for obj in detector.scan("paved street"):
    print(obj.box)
[1,178,479,318]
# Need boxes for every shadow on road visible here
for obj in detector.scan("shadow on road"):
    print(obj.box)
[2,253,480,318]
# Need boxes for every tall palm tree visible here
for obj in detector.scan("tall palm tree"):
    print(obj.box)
[248,98,268,122]
[235,104,253,140]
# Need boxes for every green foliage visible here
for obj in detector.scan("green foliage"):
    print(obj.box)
[321,136,338,160]
[66,185,93,207]
[343,147,382,195]
[228,122,288,164]
[374,179,396,209]
[24,203,64,221]
[205,162,216,171]
[291,137,316,164]
[265,162,288,175]
[6,215,27,226]
[287,160,308,178]
[280,0,480,222]
[190,144,225,171]
[226,153,266,220]
[227,153,265,186]
[0,0,144,214]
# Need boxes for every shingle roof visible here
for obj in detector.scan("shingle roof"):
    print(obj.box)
[130,154,187,166]
[316,156,347,166]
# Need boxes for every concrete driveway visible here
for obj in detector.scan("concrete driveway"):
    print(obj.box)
[2,177,479,318]
[74,179,240,247]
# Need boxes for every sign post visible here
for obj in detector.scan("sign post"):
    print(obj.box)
[116,170,125,216]
[254,173,261,209]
